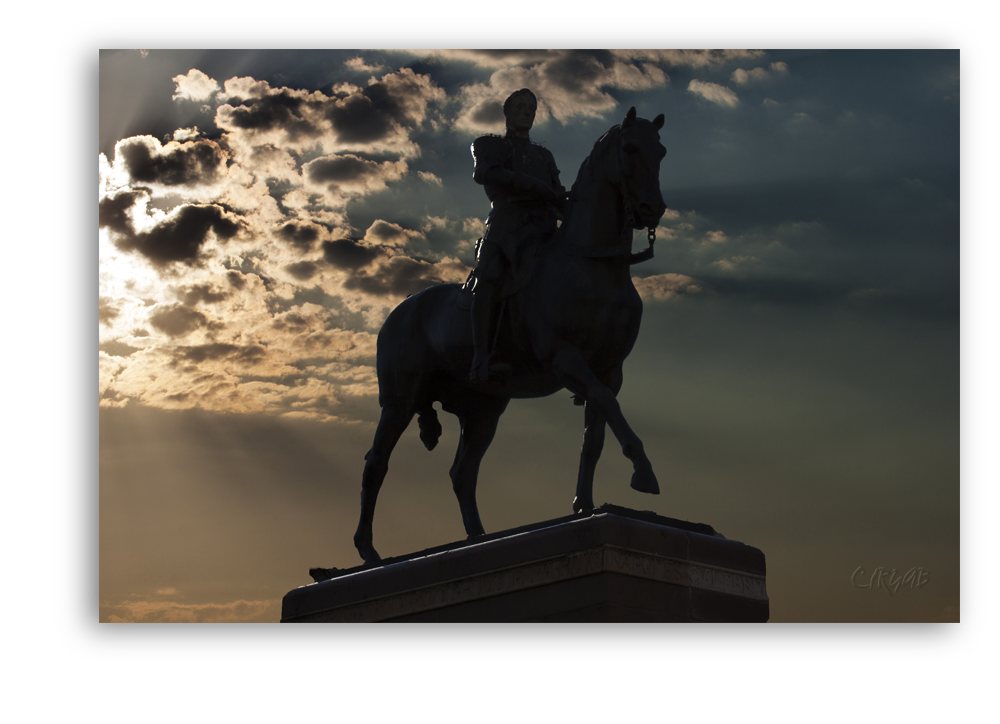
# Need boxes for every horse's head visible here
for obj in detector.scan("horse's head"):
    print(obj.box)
[618,106,668,230]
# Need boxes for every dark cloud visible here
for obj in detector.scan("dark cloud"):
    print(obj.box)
[100,339,141,357]
[216,68,442,153]
[276,222,321,252]
[470,101,504,125]
[329,68,444,144]
[99,296,120,325]
[271,311,311,332]
[101,197,243,267]
[327,93,395,144]
[99,189,143,236]
[306,155,374,184]
[176,343,267,365]
[182,284,228,306]
[286,261,319,280]
[342,255,447,297]
[322,238,385,270]
[220,91,322,141]
[117,136,227,188]
[543,52,614,94]
[149,305,209,337]
[226,270,246,289]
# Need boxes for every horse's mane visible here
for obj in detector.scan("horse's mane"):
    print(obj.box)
[565,124,622,218]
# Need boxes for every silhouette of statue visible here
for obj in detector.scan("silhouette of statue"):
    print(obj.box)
[468,89,567,382]
[353,106,666,565]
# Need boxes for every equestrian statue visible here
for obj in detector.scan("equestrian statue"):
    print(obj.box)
[353,90,668,564]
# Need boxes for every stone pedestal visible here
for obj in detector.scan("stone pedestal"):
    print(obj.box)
[281,505,768,622]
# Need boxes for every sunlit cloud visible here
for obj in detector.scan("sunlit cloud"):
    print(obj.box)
[632,273,704,300]
[613,49,765,68]
[688,79,740,107]
[450,50,668,133]
[216,67,445,158]
[731,61,789,84]
[102,596,280,623]
[172,68,220,102]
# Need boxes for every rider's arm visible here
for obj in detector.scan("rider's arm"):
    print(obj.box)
[481,167,559,202]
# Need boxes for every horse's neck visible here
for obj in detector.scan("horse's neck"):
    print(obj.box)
[564,170,626,248]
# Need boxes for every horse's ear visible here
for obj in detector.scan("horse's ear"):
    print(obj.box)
[653,114,664,130]
[623,106,637,127]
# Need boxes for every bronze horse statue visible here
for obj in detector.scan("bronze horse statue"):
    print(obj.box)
[353,107,668,564]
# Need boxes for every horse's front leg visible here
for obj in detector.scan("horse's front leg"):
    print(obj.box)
[553,347,659,495]
[574,400,605,512]
[574,365,626,510]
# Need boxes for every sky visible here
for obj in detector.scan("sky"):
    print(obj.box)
[98,48,960,624]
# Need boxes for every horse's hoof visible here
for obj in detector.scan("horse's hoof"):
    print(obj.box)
[572,496,595,514]
[356,542,382,565]
[630,467,660,495]
[309,567,340,583]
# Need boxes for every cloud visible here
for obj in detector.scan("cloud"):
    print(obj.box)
[275,220,323,252]
[345,56,384,74]
[99,190,244,267]
[613,49,765,68]
[408,50,556,68]
[450,50,668,133]
[688,79,739,107]
[114,135,228,191]
[303,153,408,206]
[172,127,201,142]
[632,273,704,300]
[172,68,220,102]
[102,596,279,623]
[731,61,789,84]
[100,292,382,420]
[416,49,763,71]
[342,254,468,298]
[322,238,386,270]
[99,296,120,325]
[216,68,444,158]
[703,230,729,245]
[417,170,443,186]
[149,304,210,337]
[363,219,421,248]
[711,255,760,271]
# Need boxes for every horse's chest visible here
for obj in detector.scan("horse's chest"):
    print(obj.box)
[560,285,641,353]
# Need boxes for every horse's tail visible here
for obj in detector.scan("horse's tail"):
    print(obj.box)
[417,404,442,451]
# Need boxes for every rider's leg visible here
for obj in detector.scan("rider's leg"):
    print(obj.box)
[470,243,502,381]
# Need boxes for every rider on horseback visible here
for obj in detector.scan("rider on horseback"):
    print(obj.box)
[468,88,567,382]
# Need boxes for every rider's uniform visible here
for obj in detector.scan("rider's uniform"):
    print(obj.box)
[471,131,565,292]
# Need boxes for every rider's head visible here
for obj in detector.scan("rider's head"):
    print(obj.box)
[503,89,537,137]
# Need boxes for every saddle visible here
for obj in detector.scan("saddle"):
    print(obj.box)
[458,229,548,310]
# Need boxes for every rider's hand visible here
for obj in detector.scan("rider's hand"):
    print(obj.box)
[513,173,557,201]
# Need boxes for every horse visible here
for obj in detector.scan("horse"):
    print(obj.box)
[353,107,668,564]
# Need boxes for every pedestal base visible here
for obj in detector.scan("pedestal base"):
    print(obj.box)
[281,505,768,622]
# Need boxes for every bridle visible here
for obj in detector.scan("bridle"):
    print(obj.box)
[560,125,657,265]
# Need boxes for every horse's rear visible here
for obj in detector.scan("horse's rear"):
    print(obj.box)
[356,282,509,563]
[375,283,470,409]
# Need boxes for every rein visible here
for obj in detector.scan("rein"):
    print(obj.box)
[559,226,655,263]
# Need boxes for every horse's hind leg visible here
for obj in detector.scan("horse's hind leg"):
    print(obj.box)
[552,347,659,495]
[449,395,509,538]
[353,404,414,564]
